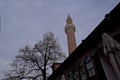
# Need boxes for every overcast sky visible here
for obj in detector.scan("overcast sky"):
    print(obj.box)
[0,0,119,78]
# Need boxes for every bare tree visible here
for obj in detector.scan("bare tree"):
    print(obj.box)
[3,32,65,80]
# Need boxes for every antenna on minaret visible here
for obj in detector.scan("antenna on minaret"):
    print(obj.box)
[68,13,70,17]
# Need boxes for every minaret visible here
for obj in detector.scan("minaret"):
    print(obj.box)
[65,14,77,55]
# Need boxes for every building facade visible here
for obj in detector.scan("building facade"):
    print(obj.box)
[48,3,120,80]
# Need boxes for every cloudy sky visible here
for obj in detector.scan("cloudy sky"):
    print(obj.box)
[0,0,119,78]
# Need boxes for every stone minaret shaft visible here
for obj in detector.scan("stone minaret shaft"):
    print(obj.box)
[65,14,77,55]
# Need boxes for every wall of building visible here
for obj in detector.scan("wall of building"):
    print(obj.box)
[99,55,118,80]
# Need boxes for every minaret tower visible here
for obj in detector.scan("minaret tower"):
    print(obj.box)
[65,14,77,55]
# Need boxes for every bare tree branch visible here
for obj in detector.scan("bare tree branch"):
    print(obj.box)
[2,32,66,80]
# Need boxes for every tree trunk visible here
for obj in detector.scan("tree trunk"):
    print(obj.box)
[43,71,46,80]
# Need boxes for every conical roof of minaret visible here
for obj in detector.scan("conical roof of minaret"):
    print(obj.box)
[65,14,75,33]
[66,14,73,24]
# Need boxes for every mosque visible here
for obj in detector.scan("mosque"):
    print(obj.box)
[48,3,120,80]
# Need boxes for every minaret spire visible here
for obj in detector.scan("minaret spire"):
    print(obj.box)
[65,14,77,55]
[66,13,73,24]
